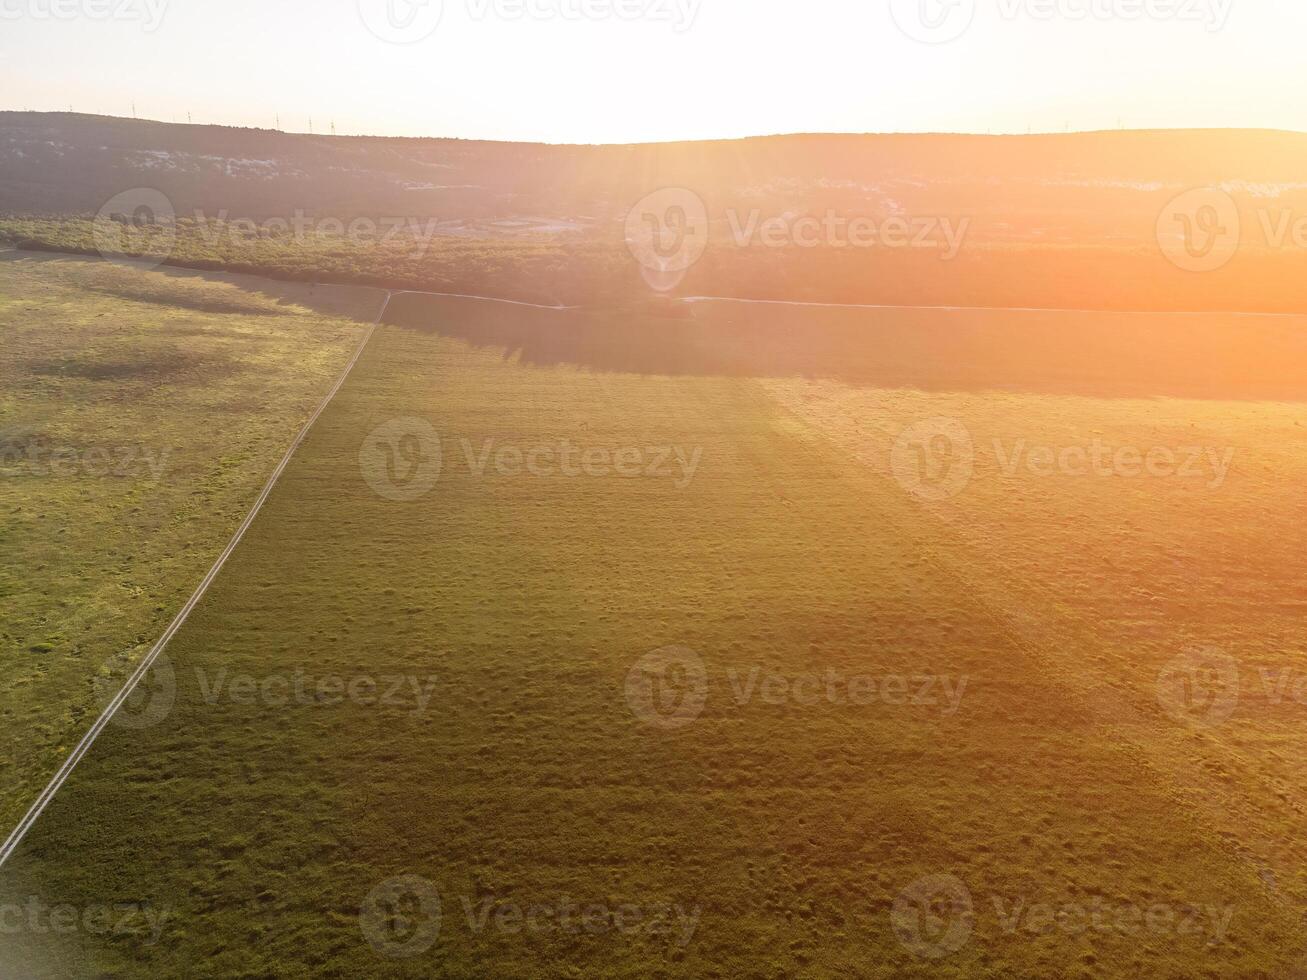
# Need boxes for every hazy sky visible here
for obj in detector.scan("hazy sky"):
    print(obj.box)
[3,0,1306,143]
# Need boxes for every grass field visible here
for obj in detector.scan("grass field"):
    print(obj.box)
[0,252,379,837]
[3,284,1307,976]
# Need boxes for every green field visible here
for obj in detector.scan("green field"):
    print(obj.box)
[0,252,378,836]
[3,281,1307,976]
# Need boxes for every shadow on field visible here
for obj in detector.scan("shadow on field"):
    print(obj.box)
[384,291,1307,403]
[9,249,1307,403]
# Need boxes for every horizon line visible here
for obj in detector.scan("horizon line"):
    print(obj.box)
[3,109,1306,148]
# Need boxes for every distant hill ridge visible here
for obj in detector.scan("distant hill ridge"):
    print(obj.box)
[2,112,1305,312]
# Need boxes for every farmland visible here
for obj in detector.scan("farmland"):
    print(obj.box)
[2,284,1306,976]
[0,252,378,838]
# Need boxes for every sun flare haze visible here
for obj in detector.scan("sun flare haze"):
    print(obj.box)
[3,2,1307,978]
[3,0,1307,140]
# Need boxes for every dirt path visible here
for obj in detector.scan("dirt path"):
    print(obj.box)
[0,288,394,871]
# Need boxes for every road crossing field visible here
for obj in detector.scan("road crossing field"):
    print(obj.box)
[0,252,377,842]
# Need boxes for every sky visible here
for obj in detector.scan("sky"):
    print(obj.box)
[2,0,1307,143]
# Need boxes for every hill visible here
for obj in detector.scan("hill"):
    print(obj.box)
[3,113,1305,310]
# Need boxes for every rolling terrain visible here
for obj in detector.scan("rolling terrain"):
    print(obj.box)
[4,114,1307,311]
